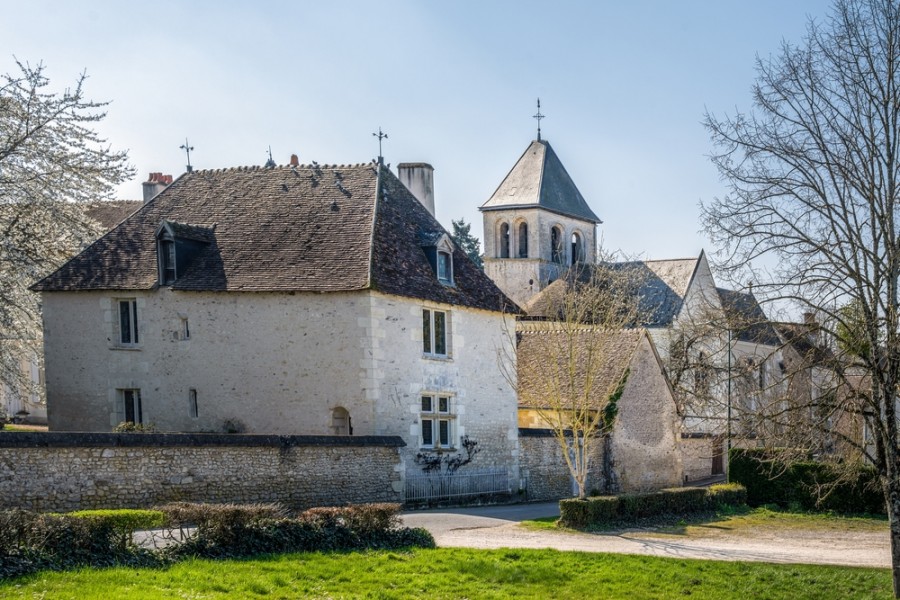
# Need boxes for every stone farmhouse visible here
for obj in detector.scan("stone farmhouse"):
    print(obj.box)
[32,159,522,482]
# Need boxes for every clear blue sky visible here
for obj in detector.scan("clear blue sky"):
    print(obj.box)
[1,0,829,261]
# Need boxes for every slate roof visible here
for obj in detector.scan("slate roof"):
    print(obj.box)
[516,324,644,409]
[716,288,781,346]
[479,139,601,223]
[32,163,518,314]
[525,257,702,327]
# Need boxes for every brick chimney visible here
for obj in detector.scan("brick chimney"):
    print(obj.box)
[143,172,173,202]
[397,163,435,216]
[290,154,299,167]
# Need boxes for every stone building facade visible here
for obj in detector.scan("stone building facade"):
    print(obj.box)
[34,161,520,484]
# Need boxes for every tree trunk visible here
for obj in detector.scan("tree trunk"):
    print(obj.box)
[888,478,900,598]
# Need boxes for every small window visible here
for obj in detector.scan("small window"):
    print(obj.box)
[437,251,453,284]
[119,388,142,425]
[181,317,191,340]
[551,226,563,264]
[518,222,528,258]
[189,388,199,419]
[161,239,176,284]
[421,394,454,448]
[423,309,448,357]
[499,222,510,258]
[118,299,139,346]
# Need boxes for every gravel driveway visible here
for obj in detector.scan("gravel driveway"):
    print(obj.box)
[401,503,890,568]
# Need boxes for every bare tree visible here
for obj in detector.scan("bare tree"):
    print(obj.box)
[500,262,644,498]
[0,59,132,409]
[701,1,900,593]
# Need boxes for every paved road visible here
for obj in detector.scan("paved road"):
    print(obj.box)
[401,502,890,568]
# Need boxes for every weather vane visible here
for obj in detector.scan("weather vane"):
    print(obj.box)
[265,145,276,168]
[533,99,545,141]
[373,127,388,163]
[180,138,195,173]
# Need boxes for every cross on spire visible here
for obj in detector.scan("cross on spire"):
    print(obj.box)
[372,127,388,163]
[180,138,195,173]
[533,98,545,141]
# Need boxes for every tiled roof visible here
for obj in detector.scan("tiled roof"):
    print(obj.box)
[32,163,518,313]
[525,257,701,327]
[480,140,601,223]
[775,322,833,364]
[83,201,143,230]
[517,324,644,409]
[716,288,781,346]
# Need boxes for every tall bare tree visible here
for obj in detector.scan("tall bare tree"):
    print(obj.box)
[500,263,644,498]
[701,1,900,593]
[0,59,132,410]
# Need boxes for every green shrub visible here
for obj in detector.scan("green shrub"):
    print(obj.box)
[0,509,160,579]
[706,483,747,509]
[558,484,748,529]
[163,502,431,560]
[68,509,166,550]
[729,449,885,514]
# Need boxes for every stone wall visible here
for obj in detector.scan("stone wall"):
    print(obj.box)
[609,335,684,492]
[518,429,606,501]
[0,432,404,512]
[681,434,719,482]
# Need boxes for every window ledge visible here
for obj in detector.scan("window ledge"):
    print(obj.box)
[422,354,452,362]
[110,345,142,351]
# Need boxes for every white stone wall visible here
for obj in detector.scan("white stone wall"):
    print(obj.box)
[609,335,684,492]
[42,288,520,483]
[43,289,376,434]
[366,293,519,481]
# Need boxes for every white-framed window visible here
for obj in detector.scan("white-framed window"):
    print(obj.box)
[118,299,139,346]
[188,388,199,419]
[423,308,448,357]
[420,394,454,449]
[118,388,142,424]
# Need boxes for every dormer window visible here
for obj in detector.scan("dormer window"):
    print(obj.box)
[420,231,455,286]
[155,220,214,287]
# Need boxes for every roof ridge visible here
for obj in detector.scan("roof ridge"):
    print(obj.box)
[183,163,373,176]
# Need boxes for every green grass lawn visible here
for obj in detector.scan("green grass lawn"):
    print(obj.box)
[520,506,889,536]
[0,547,890,599]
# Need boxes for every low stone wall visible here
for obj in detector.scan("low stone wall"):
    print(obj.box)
[0,432,404,512]
[518,429,606,501]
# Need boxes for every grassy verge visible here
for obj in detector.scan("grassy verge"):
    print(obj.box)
[520,506,888,536]
[0,424,47,432]
[0,548,891,599]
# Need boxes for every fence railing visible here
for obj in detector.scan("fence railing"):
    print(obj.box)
[405,468,509,503]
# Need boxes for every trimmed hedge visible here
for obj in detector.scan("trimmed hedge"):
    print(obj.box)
[67,509,166,550]
[729,448,885,514]
[0,503,434,580]
[559,484,747,529]
[160,502,432,560]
